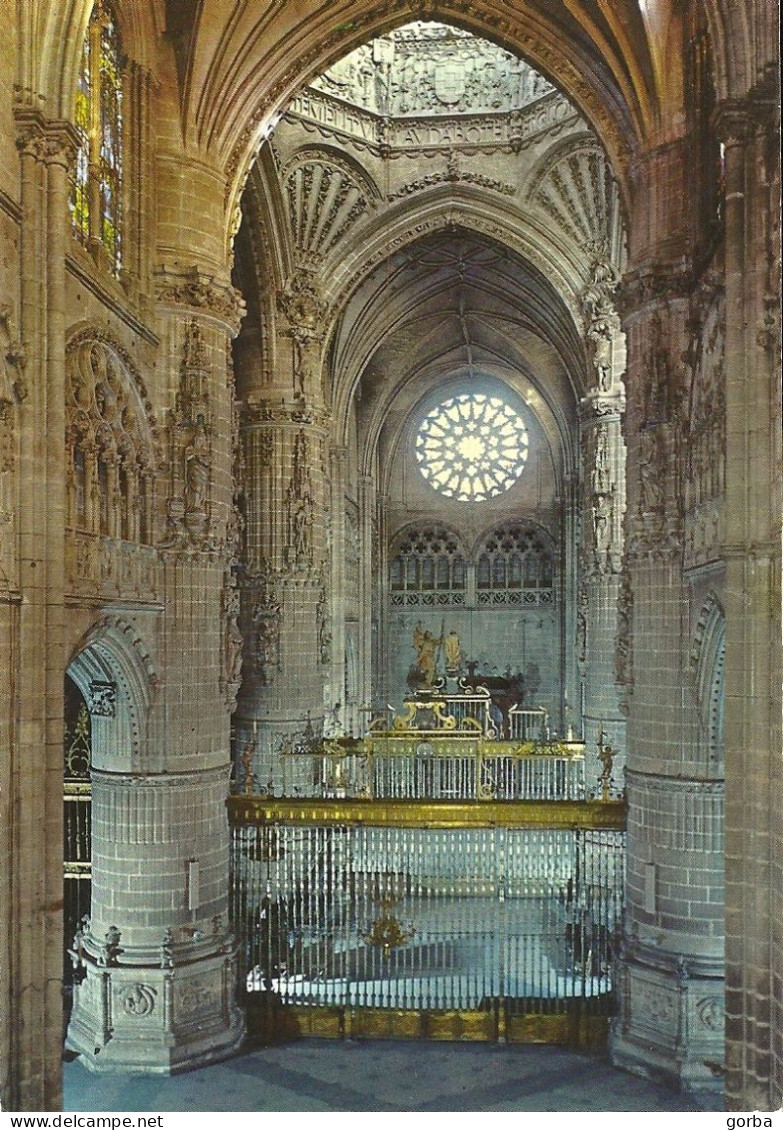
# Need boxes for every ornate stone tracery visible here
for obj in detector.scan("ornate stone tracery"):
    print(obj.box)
[65,334,158,545]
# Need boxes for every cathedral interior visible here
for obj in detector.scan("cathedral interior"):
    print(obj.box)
[0,0,780,1115]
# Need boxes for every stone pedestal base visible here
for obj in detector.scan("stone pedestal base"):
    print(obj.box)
[66,939,244,1074]
[610,943,725,1094]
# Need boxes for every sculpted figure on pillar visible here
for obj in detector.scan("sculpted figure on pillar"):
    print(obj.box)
[582,255,622,398]
[164,320,215,549]
[279,274,326,403]
[285,430,315,570]
[251,569,282,685]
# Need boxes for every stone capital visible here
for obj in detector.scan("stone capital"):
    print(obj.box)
[154,265,245,334]
[14,108,80,167]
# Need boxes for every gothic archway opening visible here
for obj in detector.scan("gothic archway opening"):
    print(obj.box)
[62,674,92,1029]
[228,15,630,1052]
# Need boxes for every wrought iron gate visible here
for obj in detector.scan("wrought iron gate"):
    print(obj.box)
[229,798,625,1046]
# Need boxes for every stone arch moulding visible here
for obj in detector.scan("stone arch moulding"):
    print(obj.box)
[317,188,596,335]
[689,590,726,766]
[21,0,158,121]
[66,615,158,774]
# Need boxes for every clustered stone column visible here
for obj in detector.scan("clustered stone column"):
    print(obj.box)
[715,87,782,1112]
[577,256,627,790]
[3,109,77,1111]
[235,272,331,794]
[611,141,725,1091]
[66,274,245,1072]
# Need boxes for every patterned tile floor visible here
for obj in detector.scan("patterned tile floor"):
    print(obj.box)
[64,1040,725,1113]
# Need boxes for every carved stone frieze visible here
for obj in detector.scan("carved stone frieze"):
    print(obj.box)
[88,680,117,718]
[177,979,218,1019]
[289,85,576,155]
[696,995,724,1033]
[388,168,516,200]
[617,261,694,319]
[243,402,331,431]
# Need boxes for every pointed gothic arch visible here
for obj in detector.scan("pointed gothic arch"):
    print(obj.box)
[67,616,157,773]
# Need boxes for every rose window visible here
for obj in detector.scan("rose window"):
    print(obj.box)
[415,393,529,501]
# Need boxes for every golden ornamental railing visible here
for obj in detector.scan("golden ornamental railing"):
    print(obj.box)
[235,733,592,804]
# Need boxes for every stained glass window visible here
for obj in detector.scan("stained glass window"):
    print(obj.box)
[415,393,529,501]
[68,1,123,273]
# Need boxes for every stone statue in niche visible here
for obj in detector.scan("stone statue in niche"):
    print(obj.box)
[638,430,665,521]
[317,587,332,666]
[587,317,614,392]
[592,423,612,494]
[163,321,213,549]
[253,599,281,685]
[592,492,613,573]
[614,571,633,687]
[220,572,243,712]
[293,335,318,400]
[643,316,671,426]
[576,585,588,672]
[286,431,315,570]
[184,416,209,519]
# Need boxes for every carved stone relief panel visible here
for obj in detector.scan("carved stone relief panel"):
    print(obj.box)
[310,23,554,118]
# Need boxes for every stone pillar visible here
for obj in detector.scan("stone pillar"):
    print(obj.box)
[2,111,77,1112]
[236,272,331,794]
[715,90,782,1112]
[66,277,245,1072]
[611,139,725,1084]
[357,472,376,716]
[328,445,348,731]
[617,291,726,1090]
[578,257,627,788]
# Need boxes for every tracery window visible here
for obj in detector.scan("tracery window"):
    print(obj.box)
[390,527,466,606]
[415,393,529,502]
[69,0,123,272]
[476,524,554,605]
